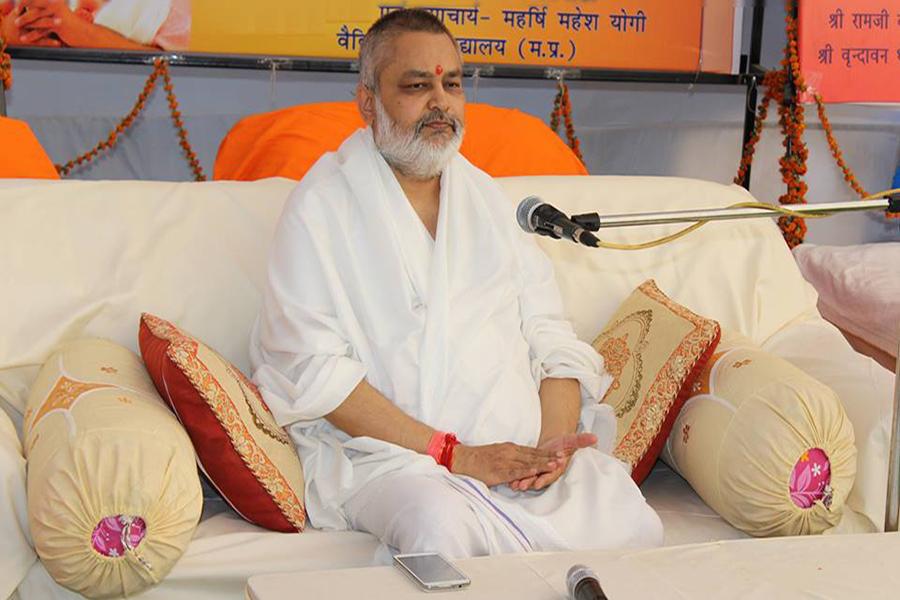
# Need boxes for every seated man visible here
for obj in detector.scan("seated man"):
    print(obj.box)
[250,8,662,559]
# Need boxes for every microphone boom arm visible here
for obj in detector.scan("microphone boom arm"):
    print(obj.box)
[571,197,897,230]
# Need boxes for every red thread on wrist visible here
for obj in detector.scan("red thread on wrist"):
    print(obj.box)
[426,431,446,464]
[440,433,459,471]
[426,432,460,471]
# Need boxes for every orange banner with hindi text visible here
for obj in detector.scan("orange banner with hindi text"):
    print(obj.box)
[799,0,900,103]
[3,1,723,72]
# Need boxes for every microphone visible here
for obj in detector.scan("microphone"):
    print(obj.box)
[566,564,608,600]
[517,196,600,247]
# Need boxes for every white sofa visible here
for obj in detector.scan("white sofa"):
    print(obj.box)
[0,175,895,600]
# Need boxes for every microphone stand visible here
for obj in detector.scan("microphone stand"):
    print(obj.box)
[566,195,900,532]
[569,198,898,230]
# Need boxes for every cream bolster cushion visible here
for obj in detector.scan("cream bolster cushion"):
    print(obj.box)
[23,338,202,599]
[661,332,857,537]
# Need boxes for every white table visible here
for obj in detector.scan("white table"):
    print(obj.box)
[247,532,900,599]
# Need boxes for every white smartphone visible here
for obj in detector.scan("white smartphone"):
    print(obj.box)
[393,552,471,591]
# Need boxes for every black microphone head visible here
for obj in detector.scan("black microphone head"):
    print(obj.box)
[516,195,543,234]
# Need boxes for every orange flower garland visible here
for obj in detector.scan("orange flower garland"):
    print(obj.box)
[57,59,206,181]
[734,0,895,246]
[0,15,12,91]
[159,62,206,182]
[550,79,585,164]
[56,62,163,177]
[774,0,809,248]
[813,93,868,200]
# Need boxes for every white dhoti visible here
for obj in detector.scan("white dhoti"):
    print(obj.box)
[345,450,662,560]
[250,128,663,558]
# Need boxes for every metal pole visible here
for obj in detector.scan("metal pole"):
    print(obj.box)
[0,84,6,117]
[576,199,891,229]
[885,340,900,532]
[739,0,766,190]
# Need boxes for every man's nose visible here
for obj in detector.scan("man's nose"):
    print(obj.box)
[427,81,451,112]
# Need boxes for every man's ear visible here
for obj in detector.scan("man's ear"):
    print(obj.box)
[357,84,376,125]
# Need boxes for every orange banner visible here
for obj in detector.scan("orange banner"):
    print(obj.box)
[326,1,702,71]
[799,0,900,103]
[3,1,736,73]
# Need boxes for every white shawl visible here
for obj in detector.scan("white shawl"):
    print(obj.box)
[250,128,614,529]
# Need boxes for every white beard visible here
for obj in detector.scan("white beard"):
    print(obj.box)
[372,96,464,180]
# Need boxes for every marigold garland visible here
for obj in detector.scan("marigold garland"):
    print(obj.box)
[0,16,12,91]
[812,93,869,200]
[159,62,206,181]
[734,0,895,247]
[549,79,584,165]
[57,59,206,181]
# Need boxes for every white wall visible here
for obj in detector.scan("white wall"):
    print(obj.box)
[3,2,897,244]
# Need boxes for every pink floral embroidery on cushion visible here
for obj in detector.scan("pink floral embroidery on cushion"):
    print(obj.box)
[91,516,146,558]
[789,448,833,509]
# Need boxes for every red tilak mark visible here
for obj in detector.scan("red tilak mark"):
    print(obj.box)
[435,65,443,75]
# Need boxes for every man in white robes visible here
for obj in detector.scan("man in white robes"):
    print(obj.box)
[250,8,663,559]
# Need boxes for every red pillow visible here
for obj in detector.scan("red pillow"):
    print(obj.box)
[213,101,587,181]
[0,117,59,179]
[138,313,307,532]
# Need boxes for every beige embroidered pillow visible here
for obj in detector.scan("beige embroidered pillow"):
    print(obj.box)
[24,338,202,599]
[592,280,721,483]
[662,330,857,536]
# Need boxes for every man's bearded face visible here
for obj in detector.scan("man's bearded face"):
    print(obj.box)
[372,95,463,180]
[367,31,466,180]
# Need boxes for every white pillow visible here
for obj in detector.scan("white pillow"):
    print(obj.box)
[793,243,900,360]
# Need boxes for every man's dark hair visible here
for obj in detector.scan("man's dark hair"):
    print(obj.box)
[359,9,459,92]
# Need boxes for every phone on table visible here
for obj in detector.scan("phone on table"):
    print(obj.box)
[393,552,472,592]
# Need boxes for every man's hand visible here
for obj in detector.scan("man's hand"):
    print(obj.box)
[450,442,565,488]
[1,4,46,46]
[16,0,91,47]
[509,432,597,492]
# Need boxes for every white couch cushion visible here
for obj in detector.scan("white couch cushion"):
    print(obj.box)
[0,178,295,423]
[0,406,35,598]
